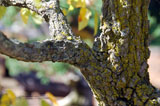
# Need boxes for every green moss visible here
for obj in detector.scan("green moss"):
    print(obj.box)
[136,85,143,97]
[107,42,113,49]
[112,87,119,97]
[91,62,97,67]
[123,63,128,69]
[125,88,133,100]
[96,75,102,80]
[133,97,143,106]
[117,79,126,88]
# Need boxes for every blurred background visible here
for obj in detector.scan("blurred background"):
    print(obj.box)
[0,0,160,106]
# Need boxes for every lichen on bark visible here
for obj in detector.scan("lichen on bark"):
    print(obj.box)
[0,0,160,106]
[91,0,160,105]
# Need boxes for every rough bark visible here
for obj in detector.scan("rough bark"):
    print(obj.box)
[0,32,94,65]
[0,0,160,106]
[90,0,160,105]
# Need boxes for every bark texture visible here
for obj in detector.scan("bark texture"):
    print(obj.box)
[0,0,160,106]
[90,0,160,105]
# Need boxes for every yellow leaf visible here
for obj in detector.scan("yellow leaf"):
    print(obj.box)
[78,19,88,31]
[6,89,16,104]
[78,7,91,31]
[79,7,91,21]
[75,0,86,8]
[94,11,99,35]
[20,8,30,24]
[0,94,10,105]
[0,104,7,106]
[67,0,77,7]
[68,5,74,11]
[45,92,59,106]
[67,0,86,11]
[62,9,67,16]
[0,6,6,19]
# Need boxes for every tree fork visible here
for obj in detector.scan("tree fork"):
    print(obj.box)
[0,0,160,106]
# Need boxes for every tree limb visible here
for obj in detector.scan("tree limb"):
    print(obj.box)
[0,0,76,40]
[0,0,95,67]
[0,0,39,12]
[0,32,95,68]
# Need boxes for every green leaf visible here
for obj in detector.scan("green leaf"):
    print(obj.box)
[41,99,50,106]
[15,98,28,106]
[20,8,30,24]
[0,6,7,19]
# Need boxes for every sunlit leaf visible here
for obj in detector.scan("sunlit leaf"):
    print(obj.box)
[94,11,98,35]
[6,89,16,104]
[45,92,59,106]
[78,19,88,31]
[67,0,76,9]
[41,99,50,106]
[0,104,7,106]
[20,8,30,24]
[67,0,86,11]
[78,7,91,31]
[75,0,86,8]
[68,5,74,11]
[0,6,6,19]
[62,9,67,16]
[0,94,10,106]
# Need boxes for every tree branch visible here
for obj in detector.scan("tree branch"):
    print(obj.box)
[0,0,76,40]
[0,32,95,68]
[0,0,95,67]
[0,0,39,12]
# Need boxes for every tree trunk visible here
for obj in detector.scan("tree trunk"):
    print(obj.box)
[80,0,160,105]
